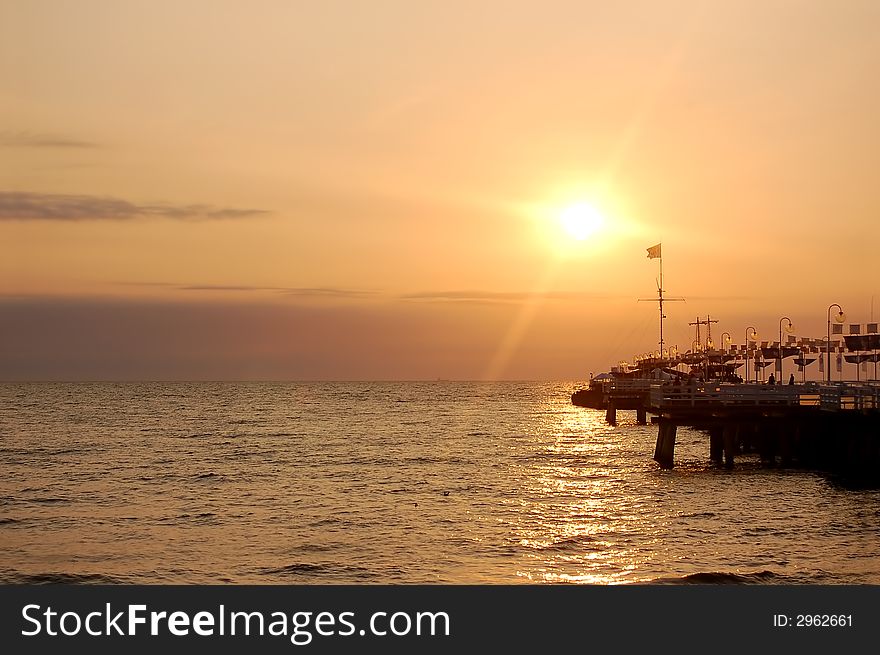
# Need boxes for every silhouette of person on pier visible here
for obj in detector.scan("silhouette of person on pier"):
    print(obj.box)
[788,373,795,385]
[768,373,776,385]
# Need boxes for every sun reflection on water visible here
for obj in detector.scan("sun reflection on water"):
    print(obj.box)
[508,395,657,584]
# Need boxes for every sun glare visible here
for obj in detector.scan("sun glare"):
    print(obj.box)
[560,203,604,241]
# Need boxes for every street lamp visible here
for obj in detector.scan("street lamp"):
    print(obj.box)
[826,303,845,383]
[717,332,732,380]
[745,327,758,383]
[778,317,794,383]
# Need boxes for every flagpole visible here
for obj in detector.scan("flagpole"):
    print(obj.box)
[658,254,664,353]
[641,243,682,361]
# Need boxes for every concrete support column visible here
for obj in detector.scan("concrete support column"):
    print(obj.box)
[722,423,737,470]
[605,402,617,426]
[636,407,647,425]
[709,427,723,466]
[654,421,677,469]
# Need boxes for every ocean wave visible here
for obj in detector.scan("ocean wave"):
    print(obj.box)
[257,562,374,580]
[0,572,126,584]
[155,512,219,525]
[523,535,601,552]
[650,570,785,585]
[260,562,328,574]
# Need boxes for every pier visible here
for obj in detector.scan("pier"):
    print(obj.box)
[595,379,880,479]
[572,245,880,479]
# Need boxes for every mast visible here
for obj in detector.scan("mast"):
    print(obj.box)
[641,244,683,355]
[659,256,664,351]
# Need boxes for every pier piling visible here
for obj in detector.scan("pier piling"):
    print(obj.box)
[654,421,677,469]
[722,423,737,470]
[709,427,723,466]
[605,402,617,426]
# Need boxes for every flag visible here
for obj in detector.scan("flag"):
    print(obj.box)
[647,243,661,259]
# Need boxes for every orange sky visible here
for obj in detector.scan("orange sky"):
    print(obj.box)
[1,1,878,380]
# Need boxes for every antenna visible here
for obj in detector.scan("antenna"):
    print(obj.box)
[689,315,719,349]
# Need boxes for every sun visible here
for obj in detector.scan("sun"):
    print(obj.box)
[559,202,604,241]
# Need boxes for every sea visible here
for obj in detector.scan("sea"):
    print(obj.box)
[1,381,878,585]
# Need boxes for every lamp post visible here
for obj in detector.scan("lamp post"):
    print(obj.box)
[745,327,758,384]
[778,317,793,383]
[718,332,731,381]
[826,303,845,383]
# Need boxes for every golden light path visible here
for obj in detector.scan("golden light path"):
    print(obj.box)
[510,395,655,584]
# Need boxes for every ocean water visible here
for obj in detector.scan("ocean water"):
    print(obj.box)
[1,381,878,585]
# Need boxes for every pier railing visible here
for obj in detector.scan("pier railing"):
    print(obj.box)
[607,378,654,394]
[648,382,880,413]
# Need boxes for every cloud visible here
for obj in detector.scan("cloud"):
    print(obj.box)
[281,287,375,299]
[0,191,270,221]
[0,130,101,149]
[181,285,372,298]
[401,290,612,304]
[119,281,374,299]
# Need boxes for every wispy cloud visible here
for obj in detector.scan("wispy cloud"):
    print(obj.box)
[0,130,101,149]
[120,282,374,299]
[401,290,612,304]
[182,285,373,298]
[282,287,375,299]
[0,191,270,221]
